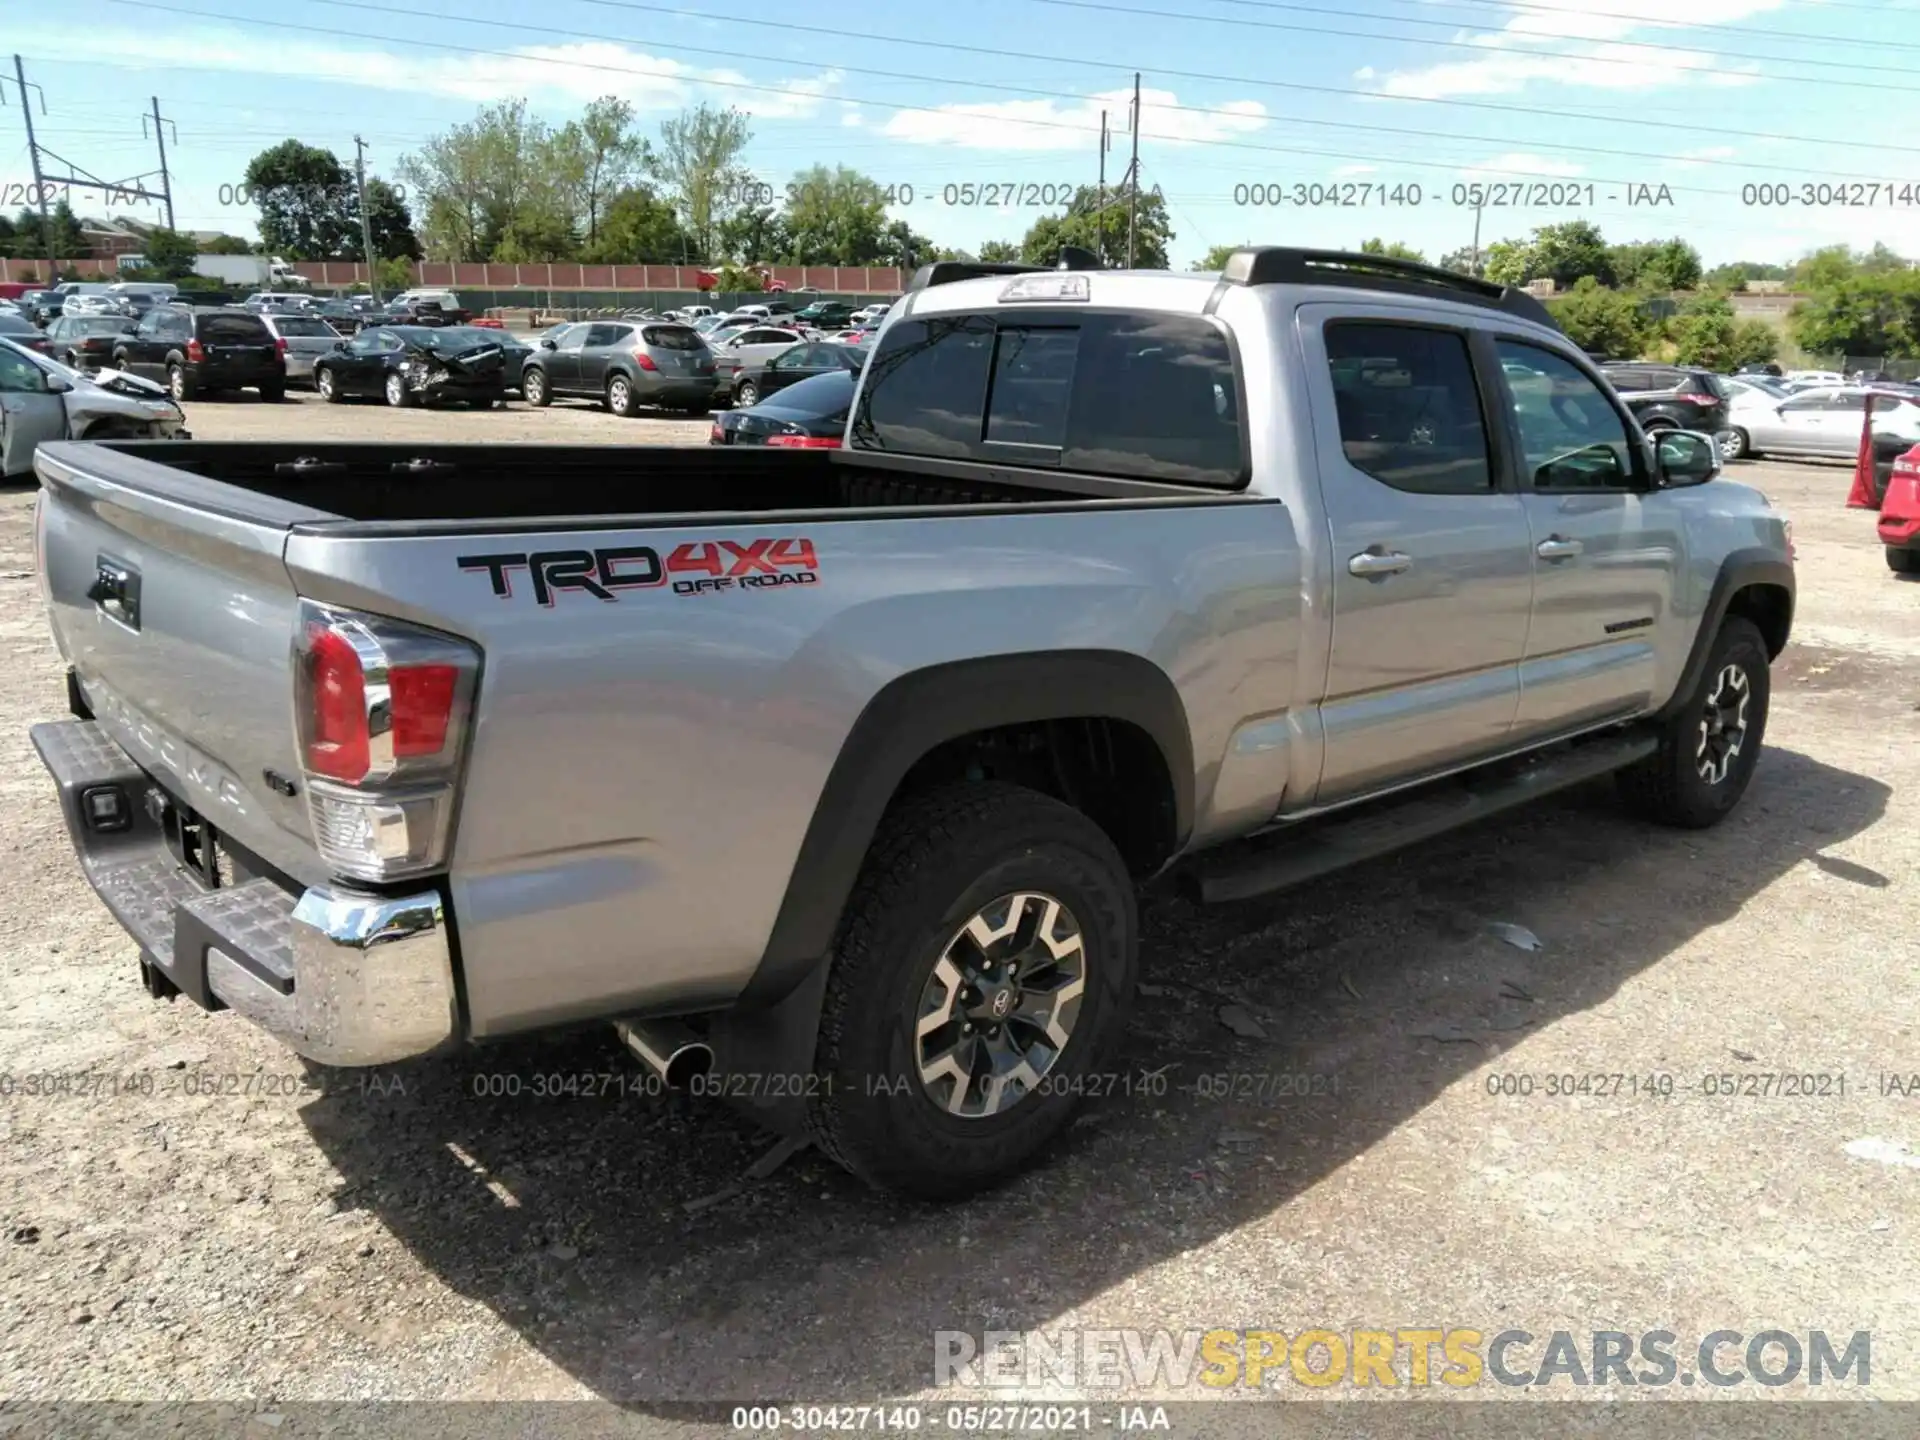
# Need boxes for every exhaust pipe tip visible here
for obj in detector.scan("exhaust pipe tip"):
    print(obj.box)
[616,1019,713,1088]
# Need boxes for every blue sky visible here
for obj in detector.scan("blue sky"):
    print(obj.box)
[5,0,1920,268]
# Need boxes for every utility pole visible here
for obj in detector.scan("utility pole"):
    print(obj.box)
[1096,109,1109,268]
[353,134,380,303]
[1125,73,1141,270]
[8,56,56,284]
[1470,198,1485,277]
[144,97,177,231]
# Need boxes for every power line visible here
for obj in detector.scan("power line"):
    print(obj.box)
[1214,0,1914,37]
[121,0,1920,190]
[1028,0,1920,77]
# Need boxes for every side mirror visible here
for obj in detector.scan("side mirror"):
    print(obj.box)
[332,339,347,350]
[1654,429,1722,487]
[539,338,557,350]
[45,374,73,395]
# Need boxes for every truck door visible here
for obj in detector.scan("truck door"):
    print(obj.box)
[1298,309,1534,805]
[1491,339,1682,736]
[0,347,71,479]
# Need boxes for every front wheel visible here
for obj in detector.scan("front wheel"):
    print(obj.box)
[316,367,342,403]
[1888,546,1919,574]
[735,379,760,408]
[522,367,550,407]
[384,372,414,408]
[1616,616,1771,829]
[805,782,1138,1200]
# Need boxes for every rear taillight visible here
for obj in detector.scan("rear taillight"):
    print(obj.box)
[765,434,842,448]
[710,422,724,442]
[634,352,658,371]
[186,338,204,364]
[275,336,288,359]
[1676,393,1717,407]
[293,601,479,883]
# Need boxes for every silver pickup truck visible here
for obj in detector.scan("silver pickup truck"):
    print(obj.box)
[28,248,1794,1199]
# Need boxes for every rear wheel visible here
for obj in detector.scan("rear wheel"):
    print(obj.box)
[1888,546,1920,574]
[607,372,637,418]
[1616,616,1770,829]
[258,382,285,403]
[384,372,413,408]
[522,367,550,407]
[1718,427,1747,462]
[805,782,1138,1200]
[167,363,193,401]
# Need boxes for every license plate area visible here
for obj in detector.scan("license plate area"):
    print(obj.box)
[150,787,223,890]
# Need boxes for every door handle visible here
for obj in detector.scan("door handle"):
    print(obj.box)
[1348,549,1413,579]
[1536,536,1584,561]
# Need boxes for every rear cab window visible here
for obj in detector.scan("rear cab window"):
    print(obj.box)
[851,310,1245,486]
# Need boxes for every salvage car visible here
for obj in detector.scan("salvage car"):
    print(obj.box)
[710,367,854,446]
[311,324,509,407]
[520,319,716,415]
[0,335,186,479]
[25,249,1793,1200]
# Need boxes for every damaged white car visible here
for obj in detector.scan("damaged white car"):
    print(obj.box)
[0,337,188,481]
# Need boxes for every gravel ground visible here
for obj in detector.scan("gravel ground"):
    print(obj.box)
[0,408,1915,1432]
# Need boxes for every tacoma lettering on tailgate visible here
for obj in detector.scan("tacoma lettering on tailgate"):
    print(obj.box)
[459,540,819,606]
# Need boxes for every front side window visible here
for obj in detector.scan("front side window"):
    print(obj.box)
[1327,323,1493,495]
[1495,339,1636,490]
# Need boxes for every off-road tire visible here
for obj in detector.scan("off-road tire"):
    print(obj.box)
[1616,616,1770,829]
[805,782,1138,1201]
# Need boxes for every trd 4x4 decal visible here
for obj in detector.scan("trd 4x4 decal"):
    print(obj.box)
[459,539,820,606]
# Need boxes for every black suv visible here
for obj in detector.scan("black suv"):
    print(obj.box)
[1599,363,1730,436]
[111,306,286,401]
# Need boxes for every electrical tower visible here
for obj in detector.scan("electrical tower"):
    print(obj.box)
[5,54,176,281]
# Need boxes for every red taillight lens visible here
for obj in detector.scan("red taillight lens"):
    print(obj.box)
[1676,393,1717,407]
[186,339,204,364]
[765,434,843,448]
[275,337,288,358]
[710,423,724,442]
[391,664,457,757]
[304,624,369,782]
[634,352,658,371]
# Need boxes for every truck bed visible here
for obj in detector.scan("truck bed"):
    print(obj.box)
[70,441,1210,528]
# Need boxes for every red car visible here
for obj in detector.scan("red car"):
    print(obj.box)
[1881,446,1920,574]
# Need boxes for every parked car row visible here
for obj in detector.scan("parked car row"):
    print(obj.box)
[0,334,189,480]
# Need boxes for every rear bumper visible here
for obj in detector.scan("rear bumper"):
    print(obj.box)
[31,718,459,1067]
[1880,515,1920,545]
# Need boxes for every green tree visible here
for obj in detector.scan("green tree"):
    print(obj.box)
[401,99,576,261]
[714,204,787,264]
[1359,237,1427,264]
[714,260,764,292]
[1195,242,1240,271]
[880,217,938,270]
[556,96,650,247]
[197,233,254,255]
[583,186,692,263]
[650,103,754,263]
[1482,238,1530,286]
[977,239,1022,263]
[781,164,889,264]
[1529,220,1612,288]
[1545,276,1647,357]
[7,202,87,261]
[141,227,199,280]
[358,178,420,260]
[1437,245,1481,277]
[1704,260,1788,291]
[1859,242,1907,275]
[1788,270,1920,357]
[1021,185,1173,269]
[375,255,415,293]
[1792,245,1855,292]
[243,140,358,259]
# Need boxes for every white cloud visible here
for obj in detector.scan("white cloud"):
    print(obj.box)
[840,103,865,129]
[881,87,1267,151]
[1332,163,1378,177]
[10,27,839,117]
[1371,0,1784,99]
[1459,152,1586,179]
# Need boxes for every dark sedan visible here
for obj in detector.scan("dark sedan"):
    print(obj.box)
[312,325,510,407]
[730,341,866,408]
[0,311,55,356]
[710,368,853,447]
[45,313,137,370]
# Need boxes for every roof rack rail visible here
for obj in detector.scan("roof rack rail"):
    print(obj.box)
[1219,246,1559,330]
[906,245,1107,293]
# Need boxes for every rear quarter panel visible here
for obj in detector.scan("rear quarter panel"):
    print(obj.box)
[284,501,1303,1035]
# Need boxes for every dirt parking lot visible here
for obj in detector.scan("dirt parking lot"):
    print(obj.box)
[0,405,1916,1431]
[174,385,715,446]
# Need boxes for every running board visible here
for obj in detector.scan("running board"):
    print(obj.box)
[1183,730,1660,905]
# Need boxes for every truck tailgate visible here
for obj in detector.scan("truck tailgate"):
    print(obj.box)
[35,441,335,887]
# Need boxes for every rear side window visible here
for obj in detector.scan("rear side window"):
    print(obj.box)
[272,316,334,337]
[1699,374,1732,400]
[642,325,704,350]
[854,311,1244,486]
[202,313,271,344]
[1324,323,1493,495]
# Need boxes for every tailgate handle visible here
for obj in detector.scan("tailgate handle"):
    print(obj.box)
[87,556,141,631]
